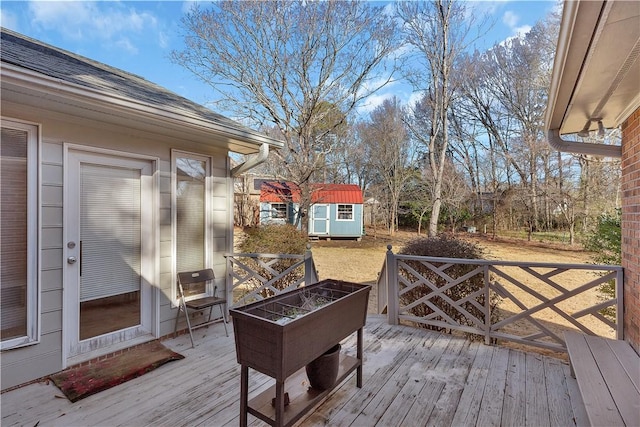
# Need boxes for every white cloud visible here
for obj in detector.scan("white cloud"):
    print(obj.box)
[27,1,160,53]
[407,90,425,109]
[115,37,138,55]
[358,92,394,116]
[502,11,519,29]
[502,10,531,39]
[158,31,169,49]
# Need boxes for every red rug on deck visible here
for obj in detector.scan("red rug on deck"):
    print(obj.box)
[49,341,184,402]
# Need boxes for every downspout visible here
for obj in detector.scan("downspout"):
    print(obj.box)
[231,143,270,177]
[547,128,621,158]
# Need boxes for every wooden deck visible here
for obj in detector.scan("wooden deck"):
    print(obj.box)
[1,315,586,426]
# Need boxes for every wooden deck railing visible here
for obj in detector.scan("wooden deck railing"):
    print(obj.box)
[225,247,319,307]
[377,245,623,352]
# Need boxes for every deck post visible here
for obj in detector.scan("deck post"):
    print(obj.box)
[386,245,399,325]
[226,255,233,311]
[616,268,624,339]
[304,244,315,285]
[483,264,491,345]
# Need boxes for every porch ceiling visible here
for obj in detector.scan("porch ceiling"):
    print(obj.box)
[545,0,640,135]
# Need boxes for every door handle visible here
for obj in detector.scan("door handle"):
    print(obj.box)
[67,256,77,264]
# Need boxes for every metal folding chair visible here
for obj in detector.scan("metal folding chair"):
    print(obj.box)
[174,268,229,348]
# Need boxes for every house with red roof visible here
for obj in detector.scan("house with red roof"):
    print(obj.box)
[260,182,364,240]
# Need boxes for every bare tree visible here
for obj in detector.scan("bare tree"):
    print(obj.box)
[359,97,417,235]
[172,0,398,230]
[397,0,481,237]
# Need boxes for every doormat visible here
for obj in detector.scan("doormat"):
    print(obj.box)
[49,341,184,402]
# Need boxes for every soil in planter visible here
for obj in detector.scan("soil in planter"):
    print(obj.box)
[305,344,341,391]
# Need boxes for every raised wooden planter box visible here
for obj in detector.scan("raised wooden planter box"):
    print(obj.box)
[230,279,371,427]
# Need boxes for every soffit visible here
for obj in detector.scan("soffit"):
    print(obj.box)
[546,0,640,135]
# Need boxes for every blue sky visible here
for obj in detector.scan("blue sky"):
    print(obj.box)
[1,1,559,117]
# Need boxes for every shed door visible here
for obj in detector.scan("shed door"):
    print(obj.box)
[311,204,330,235]
[64,149,154,362]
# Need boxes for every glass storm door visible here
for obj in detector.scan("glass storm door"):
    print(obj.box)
[311,204,330,235]
[65,150,153,359]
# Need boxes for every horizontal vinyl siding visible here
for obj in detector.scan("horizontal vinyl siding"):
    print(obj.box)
[0,332,63,390]
[326,204,363,237]
[157,164,174,336]
[1,110,235,389]
[1,141,64,390]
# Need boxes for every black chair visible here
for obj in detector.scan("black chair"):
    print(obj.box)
[174,268,229,347]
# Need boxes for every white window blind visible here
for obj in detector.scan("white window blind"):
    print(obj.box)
[1,127,29,340]
[80,164,141,302]
[175,157,206,278]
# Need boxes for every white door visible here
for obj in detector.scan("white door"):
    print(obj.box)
[64,149,155,360]
[311,204,330,235]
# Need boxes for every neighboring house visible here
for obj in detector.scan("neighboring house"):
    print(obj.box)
[233,172,278,227]
[363,197,381,226]
[545,1,639,353]
[0,29,282,390]
[260,182,364,240]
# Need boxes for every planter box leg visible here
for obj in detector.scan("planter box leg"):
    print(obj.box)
[240,365,248,427]
[357,328,363,388]
[275,380,285,427]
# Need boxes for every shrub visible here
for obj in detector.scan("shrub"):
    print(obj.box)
[397,234,500,339]
[236,225,308,299]
[584,210,621,321]
[239,224,308,255]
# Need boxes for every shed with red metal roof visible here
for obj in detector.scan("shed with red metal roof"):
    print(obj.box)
[259,182,364,240]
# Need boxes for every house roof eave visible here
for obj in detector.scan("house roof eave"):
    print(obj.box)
[1,63,283,155]
[545,0,640,157]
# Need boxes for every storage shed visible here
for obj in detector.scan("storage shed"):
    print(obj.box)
[260,182,364,240]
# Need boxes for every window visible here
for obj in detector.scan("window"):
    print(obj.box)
[271,203,287,219]
[337,204,354,220]
[1,119,39,349]
[173,151,210,299]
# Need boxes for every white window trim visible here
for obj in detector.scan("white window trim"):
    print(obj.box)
[1,118,40,350]
[171,150,212,305]
[336,204,355,221]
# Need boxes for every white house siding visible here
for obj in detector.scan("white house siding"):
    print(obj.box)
[1,107,233,390]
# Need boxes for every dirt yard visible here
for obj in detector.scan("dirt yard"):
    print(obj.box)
[310,228,596,285]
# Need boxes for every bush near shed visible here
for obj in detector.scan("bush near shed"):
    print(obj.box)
[398,234,501,340]
[237,225,308,298]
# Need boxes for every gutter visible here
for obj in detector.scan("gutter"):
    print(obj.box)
[231,142,270,177]
[547,129,621,158]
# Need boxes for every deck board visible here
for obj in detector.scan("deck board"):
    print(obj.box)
[1,315,581,427]
[526,351,553,426]
[501,349,527,426]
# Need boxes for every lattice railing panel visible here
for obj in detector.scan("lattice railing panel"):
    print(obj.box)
[396,259,492,335]
[488,265,618,350]
[381,249,622,352]
[226,252,318,307]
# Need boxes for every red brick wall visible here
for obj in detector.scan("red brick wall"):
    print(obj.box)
[621,106,640,354]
